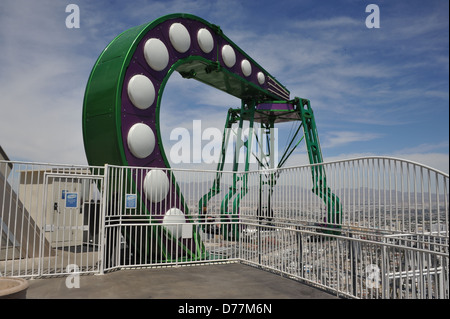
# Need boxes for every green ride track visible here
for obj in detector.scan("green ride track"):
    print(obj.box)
[83,13,341,264]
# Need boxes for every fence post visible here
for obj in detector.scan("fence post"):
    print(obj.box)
[297,229,303,277]
[98,164,109,275]
[350,234,357,297]
[381,245,387,298]
[336,236,340,297]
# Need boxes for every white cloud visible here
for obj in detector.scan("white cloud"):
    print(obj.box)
[0,2,92,164]
[392,152,449,174]
[396,141,449,154]
[293,16,361,31]
[321,131,383,149]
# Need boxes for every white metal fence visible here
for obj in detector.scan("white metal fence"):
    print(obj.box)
[1,157,448,299]
[0,161,105,277]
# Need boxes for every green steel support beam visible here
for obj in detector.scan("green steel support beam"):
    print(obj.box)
[197,107,238,222]
[218,100,256,240]
[296,98,342,230]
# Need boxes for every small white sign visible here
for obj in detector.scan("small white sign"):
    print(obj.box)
[182,224,192,239]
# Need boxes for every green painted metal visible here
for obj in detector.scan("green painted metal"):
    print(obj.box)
[83,13,287,167]
[83,22,149,166]
[296,98,342,229]
[83,13,290,263]
[204,96,342,236]
[83,13,342,261]
[197,107,237,241]
[223,100,256,240]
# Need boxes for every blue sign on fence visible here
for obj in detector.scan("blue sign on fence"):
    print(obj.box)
[65,192,78,208]
[125,194,137,209]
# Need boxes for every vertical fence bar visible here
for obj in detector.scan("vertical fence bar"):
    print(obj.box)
[98,164,108,274]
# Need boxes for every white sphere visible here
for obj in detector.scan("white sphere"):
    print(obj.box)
[144,38,169,71]
[221,45,236,68]
[143,169,170,203]
[241,59,252,77]
[197,28,214,53]
[127,123,156,159]
[163,208,186,238]
[127,74,155,110]
[169,23,191,53]
[257,72,265,85]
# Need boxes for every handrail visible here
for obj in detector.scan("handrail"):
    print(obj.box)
[89,155,449,177]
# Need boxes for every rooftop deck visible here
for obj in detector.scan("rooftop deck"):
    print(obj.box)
[26,262,337,299]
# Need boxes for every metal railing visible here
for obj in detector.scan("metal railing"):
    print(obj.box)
[1,157,448,299]
[102,165,242,270]
[240,223,448,299]
[0,160,105,277]
[241,157,448,236]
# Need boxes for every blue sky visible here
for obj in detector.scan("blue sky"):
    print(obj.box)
[0,0,448,173]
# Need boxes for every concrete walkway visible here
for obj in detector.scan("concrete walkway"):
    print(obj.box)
[26,263,337,299]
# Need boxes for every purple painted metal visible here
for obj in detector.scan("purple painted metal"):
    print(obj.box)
[254,102,300,123]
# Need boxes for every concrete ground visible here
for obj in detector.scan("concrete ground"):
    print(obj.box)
[26,262,337,299]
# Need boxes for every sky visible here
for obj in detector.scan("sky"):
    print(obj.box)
[0,0,448,173]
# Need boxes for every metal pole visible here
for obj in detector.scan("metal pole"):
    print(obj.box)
[98,164,109,275]
[350,234,357,297]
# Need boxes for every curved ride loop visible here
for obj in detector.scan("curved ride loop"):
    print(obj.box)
[83,13,340,262]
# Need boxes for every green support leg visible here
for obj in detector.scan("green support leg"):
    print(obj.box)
[296,98,342,233]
